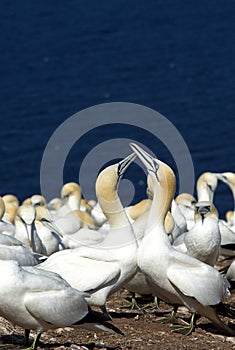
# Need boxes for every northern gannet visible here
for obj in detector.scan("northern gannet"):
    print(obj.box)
[216,172,235,226]
[0,260,123,349]
[52,182,95,234]
[0,197,15,235]
[196,172,219,202]
[56,182,82,218]
[30,194,47,207]
[2,193,19,207]
[39,153,138,316]
[173,201,221,266]
[130,143,234,335]
[209,172,235,255]
[15,204,45,254]
[2,194,19,227]
[0,232,44,266]
[226,210,234,226]
[174,193,196,231]
[34,206,65,255]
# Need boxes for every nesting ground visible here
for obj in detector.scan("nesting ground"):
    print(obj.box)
[0,257,235,350]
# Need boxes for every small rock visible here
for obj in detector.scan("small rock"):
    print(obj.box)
[211,334,225,342]
[226,336,235,344]
[132,338,142,342]
[70,344,81,349]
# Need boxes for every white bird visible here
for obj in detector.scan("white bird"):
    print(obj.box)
[173,201,221,266]
[51,182,95,235]
[90,202,108,228]
[34,206,65,256]
[30,194,47,207]
[196,172,219,202]
[226,260,235,290]
[173,172,218,232]
[216,172,235,226]
[47,197,61,216]
[55,182,82,219]
[0,260,123,349]
[0,232,44,266]
[0,196,15,235]
[206,172,235,255]
[2,193,19,207]
[130,142,234,335]
[39,153,138,317]
[14,204,45,254]
[174,193,196,231]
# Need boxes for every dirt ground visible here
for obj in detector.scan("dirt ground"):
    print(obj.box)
[1,257,235,350]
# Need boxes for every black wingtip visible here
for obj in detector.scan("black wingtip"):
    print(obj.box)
[74,307,124,335]
[102,321,125,336]
[215,302,235,318]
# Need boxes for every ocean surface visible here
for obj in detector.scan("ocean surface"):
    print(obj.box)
[0,1,235,217]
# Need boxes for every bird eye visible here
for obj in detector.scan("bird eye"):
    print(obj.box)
[41,218,50,223]
[207,184,213,192]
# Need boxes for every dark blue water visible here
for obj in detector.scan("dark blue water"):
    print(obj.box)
[0,1,235,216]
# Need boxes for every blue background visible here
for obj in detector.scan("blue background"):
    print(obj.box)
[0,1,234,216]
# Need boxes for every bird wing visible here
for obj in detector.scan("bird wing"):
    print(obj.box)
[39,253,121,293]
[167,252,230,306]
[66,257,121,292]
[173,233,187,253]
[24,288,88,327]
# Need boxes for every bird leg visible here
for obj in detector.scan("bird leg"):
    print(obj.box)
[24,331,41,350]
[142,296,160,311]
[121,292,145,312]
[154,305,178,324]
[171,312,199,335]
[23,329,30,346]
[100,304,112,320]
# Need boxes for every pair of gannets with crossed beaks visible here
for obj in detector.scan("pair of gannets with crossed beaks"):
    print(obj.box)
[0,260,123,350]
[130,143,234,335]
[39,153,138,317]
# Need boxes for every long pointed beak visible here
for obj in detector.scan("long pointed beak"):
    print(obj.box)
[25,222,36,252]
[130,143,158,173]
[41,219,64,238]
[117,152,136,178]
[24,223,31,246]
[198,206,210,217]
[214,173,228,184]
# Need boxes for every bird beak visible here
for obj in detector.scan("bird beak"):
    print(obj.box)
[197,206,210,223]
[130,143,159,179]
[117,152,136,179]
[60,196,67,206]
[41,219,64,238]
[214,173,228,184]
[24,222,37,252]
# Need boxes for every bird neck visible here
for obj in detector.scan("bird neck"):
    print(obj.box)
[97,190,130,229]
[147,172,176,238]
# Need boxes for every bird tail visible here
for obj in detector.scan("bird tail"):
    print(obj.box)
[88,321,124,335]
[216,302,235,318]
[74,307,124,335]
[207,305,235,335]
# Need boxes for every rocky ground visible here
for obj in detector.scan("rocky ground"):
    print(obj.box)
[0,257,235,350]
